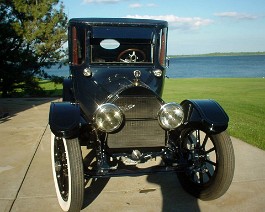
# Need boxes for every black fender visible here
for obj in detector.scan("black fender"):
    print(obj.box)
[49,102,80,138]
[180,99,229,134]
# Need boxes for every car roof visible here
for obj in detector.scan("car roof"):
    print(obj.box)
[69,18,168,28]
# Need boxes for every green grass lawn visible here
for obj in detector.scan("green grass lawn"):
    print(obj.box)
[39,78,265,150]
[39,80,63,97]
[163,78,265,150]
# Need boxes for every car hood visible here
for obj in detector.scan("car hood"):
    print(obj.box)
[72,66,164,119]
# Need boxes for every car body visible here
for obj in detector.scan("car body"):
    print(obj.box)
[49,18,235,212]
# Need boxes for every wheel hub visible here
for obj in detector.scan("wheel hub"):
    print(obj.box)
[191,148,207,168]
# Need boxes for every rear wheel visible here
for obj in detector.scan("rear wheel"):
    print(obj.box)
[177,129,235,200]
[51,133,84,211]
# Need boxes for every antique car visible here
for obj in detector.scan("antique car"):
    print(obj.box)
[49,18,235,211]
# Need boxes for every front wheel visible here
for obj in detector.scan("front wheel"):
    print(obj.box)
[177,129,235,200]
[51,133,84,211]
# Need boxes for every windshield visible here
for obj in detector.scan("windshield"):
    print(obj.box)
[90,26,155,64]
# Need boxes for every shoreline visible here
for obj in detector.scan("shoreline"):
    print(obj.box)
[169,52,265,58]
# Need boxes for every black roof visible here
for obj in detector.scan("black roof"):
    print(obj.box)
[69,18,168,28]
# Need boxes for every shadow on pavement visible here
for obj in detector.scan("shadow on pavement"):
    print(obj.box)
[147,173,200,212]
[81,148,199,211]
[82,178,110,209]
[0,98,58,123]
[82,173,200,211]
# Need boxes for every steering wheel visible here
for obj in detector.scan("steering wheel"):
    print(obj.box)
[117,49,146,63]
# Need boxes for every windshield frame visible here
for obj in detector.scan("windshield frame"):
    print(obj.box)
[89,26,156,65]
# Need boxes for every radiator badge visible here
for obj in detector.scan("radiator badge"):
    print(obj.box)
[120,104,135,112]
[134,70,141,86]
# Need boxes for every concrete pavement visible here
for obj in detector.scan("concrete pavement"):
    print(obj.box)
[1,98,265,212]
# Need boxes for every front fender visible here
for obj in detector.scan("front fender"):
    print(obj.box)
[49,102,80,138]
[180,99,229,134]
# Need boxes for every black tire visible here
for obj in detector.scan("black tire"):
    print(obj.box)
[177,129,235,200]
[51,133,84,211]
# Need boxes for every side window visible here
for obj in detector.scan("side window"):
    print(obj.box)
[159,28,167,66]
[72,26,86,65]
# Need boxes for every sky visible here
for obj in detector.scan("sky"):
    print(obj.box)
[63,0,265,55]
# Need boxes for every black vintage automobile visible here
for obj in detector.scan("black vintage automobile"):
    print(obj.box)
[49,18,235,211]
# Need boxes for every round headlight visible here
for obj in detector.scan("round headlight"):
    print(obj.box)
[94,103,124,133]
[158,103,184,130]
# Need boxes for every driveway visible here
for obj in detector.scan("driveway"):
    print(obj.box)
[1,98,265,212]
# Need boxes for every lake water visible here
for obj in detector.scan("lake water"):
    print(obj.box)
[167,55,265,78]
[45,55,265,78]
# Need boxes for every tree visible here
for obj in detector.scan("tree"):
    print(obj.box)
[0,0,68,97]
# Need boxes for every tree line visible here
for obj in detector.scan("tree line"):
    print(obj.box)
[0,0,68,97]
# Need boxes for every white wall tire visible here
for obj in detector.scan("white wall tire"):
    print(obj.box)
[51,133,84,211]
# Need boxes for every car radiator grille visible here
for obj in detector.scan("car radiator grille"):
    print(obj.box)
[107,96,165,148]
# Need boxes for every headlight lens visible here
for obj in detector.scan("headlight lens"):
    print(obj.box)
[94,103,124,132]
[158,103,184,130]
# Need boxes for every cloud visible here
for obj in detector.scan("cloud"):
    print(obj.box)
[129,3,142,8]
[83,0,122,4]
[147,3,157,7]
[214,12,257,20]
[125,15,213,30]
[129,3,157,8]
[146,3,156,7]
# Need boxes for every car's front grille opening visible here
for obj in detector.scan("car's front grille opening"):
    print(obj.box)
[108,95,165,148]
